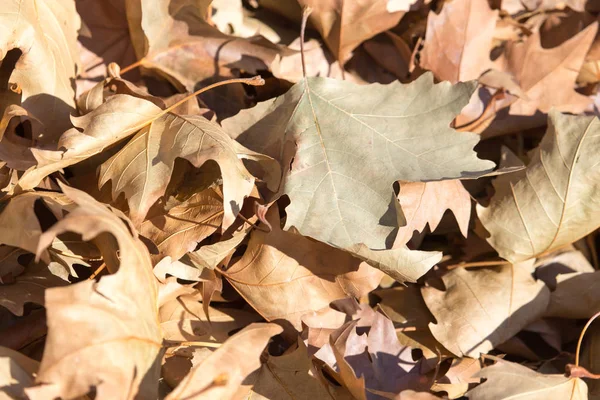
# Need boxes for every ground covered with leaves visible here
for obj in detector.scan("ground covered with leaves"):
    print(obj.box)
[1,0,600,399]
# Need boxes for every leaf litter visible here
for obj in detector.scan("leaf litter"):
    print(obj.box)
[1,0,600,399]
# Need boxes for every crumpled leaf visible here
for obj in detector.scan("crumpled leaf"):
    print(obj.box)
[99,112,277,229]
[420,0,498,83]
[223,73,495,250]
[24,184,162,400]
[224,206,383,329]
[422,266,550,358]
[0,0,80,138]
[165,323,283,400]
[477,110,600,263]
[466,356,588,400]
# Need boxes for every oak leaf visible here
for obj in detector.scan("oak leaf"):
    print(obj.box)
[24,184,162,400]
[477,111,600,263]
[422,266,550,358]
[223,73,495,251]
[165,323,283,400]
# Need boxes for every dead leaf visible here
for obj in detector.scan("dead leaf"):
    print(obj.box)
[422,266,550,357]
[477,111,600,263]
[165,323,283,400]
[0,346,38,399]
[24,184,162,400]
[467,356,588,399]
[420,0,498,83]
[224,206,383,329]
[223,72,494,251]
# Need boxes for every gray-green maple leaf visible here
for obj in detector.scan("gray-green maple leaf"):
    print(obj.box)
[477,110,600,262]
[223,73,495,249]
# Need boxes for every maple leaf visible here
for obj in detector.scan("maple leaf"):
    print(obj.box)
[421,266,550,358]
[24,184,162,400]
[223,73,495,251]
[420,0,498,83]
[477,111,600,263]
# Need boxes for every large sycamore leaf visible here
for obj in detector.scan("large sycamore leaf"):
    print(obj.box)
[25,184,162,400]
[224,207,383,329]
[99,112,277,229]
[477,111,600,263]
[422,266,549,358]
[0,0,80,137]
[466,357,587,400]
[165,323,282,400]
[420,0,497,83]
[223,73,495,250]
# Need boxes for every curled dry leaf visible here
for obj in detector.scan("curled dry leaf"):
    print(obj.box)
[99,112,278,229]
[224,206,383,329]
[24,184,162,400]
[466,356,588,400]
[224,73,494,251]
[477,111,600,263]
[420,0,498,83]
[0,0,80,138]
[422,266,550,358]
[165,323,283,400]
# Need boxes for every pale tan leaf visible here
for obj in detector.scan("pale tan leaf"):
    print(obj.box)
[0,346,38,400]
[165,323,282,400]
[467,356,587,400]
[24,184,162,400]
[394,180,471,246]
[477,111,600,263]
[141,186,224,260]
[420,0,498,83]
[422,266,550,358]
[224,207,383,329]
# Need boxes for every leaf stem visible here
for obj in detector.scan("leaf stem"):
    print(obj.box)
[165,340,222,348]
[300,7,313,79]
[119,59,144,75]
[575,310,600,367]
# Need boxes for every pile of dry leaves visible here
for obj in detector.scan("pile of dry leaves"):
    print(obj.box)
[1,0,600,398]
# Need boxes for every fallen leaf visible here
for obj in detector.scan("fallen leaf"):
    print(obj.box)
[140,186,224,260]
[224,206,383,329]
[466,356,588,399]
[420,0,498,83]
[422,265,550,357]
[223,73,494,250]
[24,184,162,400]
[165,323,283,400]
[477,110,600,263]
[545,270,600,319]
[503,22,597,115]
[0,0,80,138]
[99,112,277,229]
[393,180,471,246]
[0,346,39,399]
[431,357,481,399]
